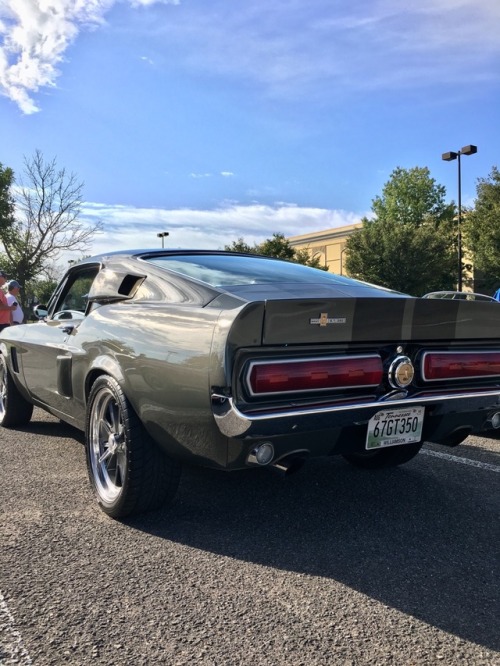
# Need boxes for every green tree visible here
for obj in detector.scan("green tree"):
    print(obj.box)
[22,277,59,319]
[294,247,325,269]
[224,238,254,254]
[0,150,102,293]
[372,166,453,226]
[0,162,15,234]
[257,233,296,261]
[27,278,58,305]
[345,167,456,295]
[225,232,327,269]
[463,166,500,291]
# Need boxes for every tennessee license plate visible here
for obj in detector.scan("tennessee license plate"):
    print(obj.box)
[366,407,425,450]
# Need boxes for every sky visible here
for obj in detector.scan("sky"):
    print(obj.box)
[1,0,500,262]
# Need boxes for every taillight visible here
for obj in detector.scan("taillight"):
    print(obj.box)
[247,355,383,396]
[422,351,500,381]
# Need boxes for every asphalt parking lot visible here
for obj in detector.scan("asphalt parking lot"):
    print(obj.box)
[1,408,499,665]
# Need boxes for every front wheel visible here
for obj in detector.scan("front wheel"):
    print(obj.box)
[85,375,181,518]
[0,354,34,427]
[342,442,423,469]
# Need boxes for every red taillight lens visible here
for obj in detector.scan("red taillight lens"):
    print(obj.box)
[422,351,500,381]
[247,355,383,396]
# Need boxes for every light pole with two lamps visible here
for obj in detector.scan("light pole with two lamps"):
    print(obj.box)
[441,145,477,292]
[157,231,169,248]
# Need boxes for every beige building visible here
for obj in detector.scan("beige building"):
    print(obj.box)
[288,222,362,275]
[289,222,478,292]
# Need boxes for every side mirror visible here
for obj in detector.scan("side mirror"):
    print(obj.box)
[33,304,48,319]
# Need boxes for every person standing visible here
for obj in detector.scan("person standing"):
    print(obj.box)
[0,271,18,332]
[5,280,24,324]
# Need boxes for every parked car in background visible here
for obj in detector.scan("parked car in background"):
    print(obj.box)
[423,291,498,303]
[2,250,500,519]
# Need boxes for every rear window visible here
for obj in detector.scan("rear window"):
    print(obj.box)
[143,254,359,288]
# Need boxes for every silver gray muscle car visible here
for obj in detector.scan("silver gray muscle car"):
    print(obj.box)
[2,250,500,518]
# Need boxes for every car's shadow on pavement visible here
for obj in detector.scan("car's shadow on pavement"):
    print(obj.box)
[127,454,499,653]
[16,419,85,444]
[479,428,500,441]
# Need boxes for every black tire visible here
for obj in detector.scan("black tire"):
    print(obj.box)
[342,442,423,469]
[0,354,34,427]
[85,375,181,519]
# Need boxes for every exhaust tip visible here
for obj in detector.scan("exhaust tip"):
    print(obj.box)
[247,445,309,474]
[247,442,275,466]
[271,453,308,476]
[489,412,500,430]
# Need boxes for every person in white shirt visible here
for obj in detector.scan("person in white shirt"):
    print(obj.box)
[5,280,24,324]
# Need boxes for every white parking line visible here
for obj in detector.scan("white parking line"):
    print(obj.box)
[0,591,33,665]
[422,448,500,473]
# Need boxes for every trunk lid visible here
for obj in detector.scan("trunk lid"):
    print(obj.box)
[262,297,500,345]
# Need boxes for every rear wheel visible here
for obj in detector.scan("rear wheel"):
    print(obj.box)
[85,375,181,519]
[342,442,423,469]
[0,354,34,427]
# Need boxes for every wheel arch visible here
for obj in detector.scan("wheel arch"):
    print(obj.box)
[84,356,126,405]
[0,344,34,427]
[0,341,9,359]
[0,342,32,402]
[84,371,182,518]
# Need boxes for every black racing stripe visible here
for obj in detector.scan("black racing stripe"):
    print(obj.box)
[351,298,407,341]
[411,299,458,339]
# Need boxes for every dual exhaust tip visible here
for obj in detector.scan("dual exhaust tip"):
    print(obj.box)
[490,411,500,430]
[247,442,307,475]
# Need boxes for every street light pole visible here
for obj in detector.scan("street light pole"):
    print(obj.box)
[442,145,477,292]
[157,231,169,248]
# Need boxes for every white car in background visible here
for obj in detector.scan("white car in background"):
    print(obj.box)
[423,291,498,303]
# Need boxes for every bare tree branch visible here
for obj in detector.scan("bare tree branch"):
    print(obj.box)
[0,150,102,289]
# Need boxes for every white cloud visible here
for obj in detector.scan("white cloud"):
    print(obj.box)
[2,0,498,113]
[189,171,235,178]
[0,0,179,113]
[78,200,364,257]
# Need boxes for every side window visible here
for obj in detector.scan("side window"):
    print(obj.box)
[51,267,99,320]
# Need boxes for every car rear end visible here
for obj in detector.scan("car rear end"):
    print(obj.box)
[211,294,500,470]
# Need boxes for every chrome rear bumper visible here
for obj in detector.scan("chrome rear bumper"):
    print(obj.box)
[212,389,500,439]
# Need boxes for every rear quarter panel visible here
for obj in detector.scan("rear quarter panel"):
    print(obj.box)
[75,300,243,467]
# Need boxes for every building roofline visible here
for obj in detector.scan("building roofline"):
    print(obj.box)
[288,222,362,246]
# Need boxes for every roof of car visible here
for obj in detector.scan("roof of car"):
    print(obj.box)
[82,249,269,262]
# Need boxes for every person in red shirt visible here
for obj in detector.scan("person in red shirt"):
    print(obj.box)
[0,271,18,332]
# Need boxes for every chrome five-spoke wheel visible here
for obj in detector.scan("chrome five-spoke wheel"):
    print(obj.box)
[88,384,127,505]
[85,375,181,519]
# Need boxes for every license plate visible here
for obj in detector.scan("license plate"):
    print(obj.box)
[366,407,425,450]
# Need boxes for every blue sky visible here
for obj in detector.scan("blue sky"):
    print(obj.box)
[1,0,499,260]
